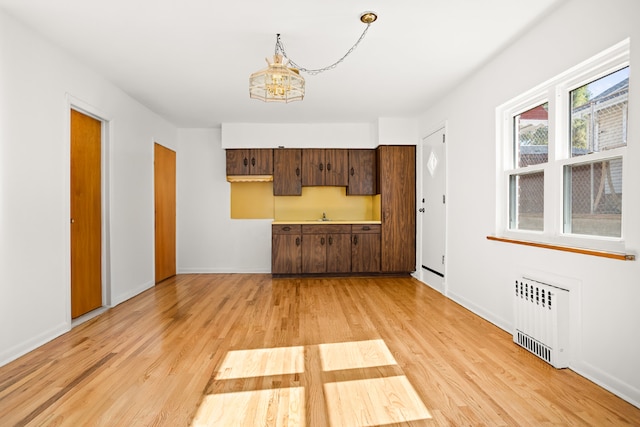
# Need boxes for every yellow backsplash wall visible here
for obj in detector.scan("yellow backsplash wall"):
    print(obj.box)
[230,183,380,221]
[275,187,377,221]
[230,182,275,219]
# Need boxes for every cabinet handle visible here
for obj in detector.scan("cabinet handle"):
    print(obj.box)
[295,237,300,246]
[251,157,256,166]
[243,157,248,166]
[350,167,355,176]
[295,167,300,177]
[328,236,333,245]
[327,162,332,171]
[319,162,324,172]
[283,226,291,231]
[362,226,370,231]
[353,235,358,245]
[321,237,325,245]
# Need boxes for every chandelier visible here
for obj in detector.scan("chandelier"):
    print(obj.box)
[249,11,378,103]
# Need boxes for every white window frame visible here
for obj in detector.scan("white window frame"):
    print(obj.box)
[496,39,630,253]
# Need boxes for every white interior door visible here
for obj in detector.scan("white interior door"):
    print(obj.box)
[421,128,446,293]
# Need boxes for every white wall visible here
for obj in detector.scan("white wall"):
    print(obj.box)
[377,117,419,146]
[221,118,419,149]
[0,10,177,365]
[417,0,640,406]
[221,122,376,149]
[177,128,272,273]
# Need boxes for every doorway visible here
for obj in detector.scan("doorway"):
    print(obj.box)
[154,143,176,283]
[70,109,103,318]
[420,127,447,293]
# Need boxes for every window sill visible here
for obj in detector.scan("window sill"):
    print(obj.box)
[486,235,635,261]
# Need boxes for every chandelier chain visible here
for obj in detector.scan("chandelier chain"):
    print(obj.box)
[275,24,372,76]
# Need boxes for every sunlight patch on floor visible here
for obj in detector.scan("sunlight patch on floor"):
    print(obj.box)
[214,346,304,380]
[324,376,432,426]
[197,339,430,426]
[191,387,304,426]
[318,339,397,371]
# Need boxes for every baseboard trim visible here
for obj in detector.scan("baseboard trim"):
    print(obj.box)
[0,322,69,367]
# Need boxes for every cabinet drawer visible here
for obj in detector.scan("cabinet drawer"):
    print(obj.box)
[302,224,351,234]
[272,224,301,234]
[351,224,381,234]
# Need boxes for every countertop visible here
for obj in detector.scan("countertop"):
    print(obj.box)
[272,220,381,225]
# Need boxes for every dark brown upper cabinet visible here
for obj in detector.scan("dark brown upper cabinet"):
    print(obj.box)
[302,149,348,187]
[347,149,377,195]
[273,149,302,196]
[226,149,273,175]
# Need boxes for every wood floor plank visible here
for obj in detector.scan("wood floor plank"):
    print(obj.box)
[0,274,638,426]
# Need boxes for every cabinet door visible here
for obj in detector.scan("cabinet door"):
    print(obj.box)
[273,149,302,196]
[378,145,416,273]
[352,233,381,273]
[226,149,250,175]
[326,233,351,273]
[348,149,376,195]
[325,149,348,186]
[272,228,302,274]
[302,149,324,186]
[249,149,273,175]
[302,234,326,273]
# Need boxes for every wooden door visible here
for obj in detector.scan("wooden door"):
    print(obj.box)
[352,233,381,273]
[226,149,274,175]
[226,149,250,175]
[70,109,102,319]
[273,149,302,196]
[249,149,273,175]
[378,145,416,273]
[326,233,351,273]
[348,149,376,195]
[325,149,348,186]
[302,149,324,186]
[302,234,326,273]
[272,232,302,274]
[154,143,176,283]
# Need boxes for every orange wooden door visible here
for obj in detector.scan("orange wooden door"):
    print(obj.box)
[154,143,176,283]
[70,109,102,318]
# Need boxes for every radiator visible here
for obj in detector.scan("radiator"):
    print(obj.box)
[513,277,570,368]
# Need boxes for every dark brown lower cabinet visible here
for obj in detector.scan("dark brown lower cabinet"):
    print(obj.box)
[272,223,382,275]
[302,224,351,274]
[327,234,351,273]
[351,224,381,273]
[272,225,301,274]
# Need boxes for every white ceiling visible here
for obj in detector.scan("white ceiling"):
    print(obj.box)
[0,0,564,127]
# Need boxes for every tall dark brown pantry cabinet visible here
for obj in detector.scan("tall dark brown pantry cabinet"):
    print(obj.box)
[377,145,416,273]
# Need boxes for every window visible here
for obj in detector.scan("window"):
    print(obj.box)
[497,39,629,252]
[509,103,548,232]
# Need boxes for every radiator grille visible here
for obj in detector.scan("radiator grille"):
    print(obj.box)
[514,277,569,368]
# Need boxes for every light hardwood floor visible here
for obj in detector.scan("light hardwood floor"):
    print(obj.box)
[1,274,639,426]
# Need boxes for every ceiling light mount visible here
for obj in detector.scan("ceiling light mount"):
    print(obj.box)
[249,11,378,103]
[360,11,378,24]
